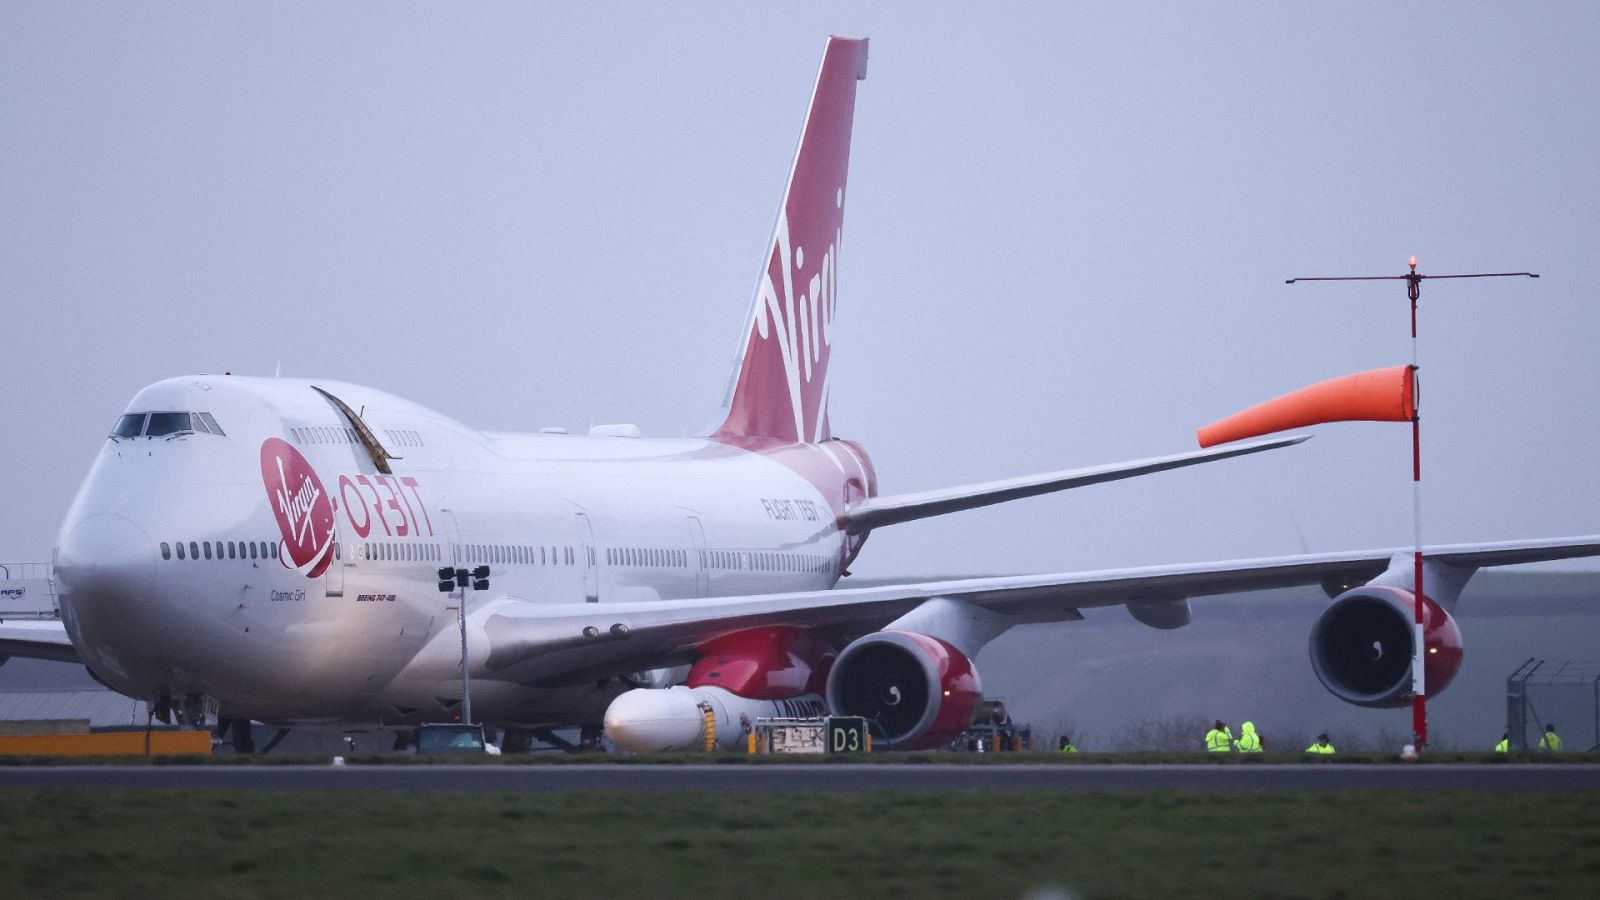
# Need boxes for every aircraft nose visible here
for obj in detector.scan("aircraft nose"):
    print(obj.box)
[56,513,157,621]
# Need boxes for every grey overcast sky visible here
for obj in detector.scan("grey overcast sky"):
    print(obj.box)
[4,3,1598,581]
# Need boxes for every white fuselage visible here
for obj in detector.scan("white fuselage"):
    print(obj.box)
[54,375,871,727]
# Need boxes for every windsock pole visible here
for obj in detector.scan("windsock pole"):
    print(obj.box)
[1284,258,1539,752]
[1406,260,1426,748]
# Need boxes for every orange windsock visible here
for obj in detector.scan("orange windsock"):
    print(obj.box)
[1198,365,1416,448]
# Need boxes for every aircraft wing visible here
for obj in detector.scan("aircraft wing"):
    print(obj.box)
[482,535,1600,683]
[0,619,81,664]
[842,435,1307,533]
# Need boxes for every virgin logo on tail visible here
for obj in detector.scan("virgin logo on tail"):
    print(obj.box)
[259,438,336,579]
[715,36,866,446]
[752,200,842,443]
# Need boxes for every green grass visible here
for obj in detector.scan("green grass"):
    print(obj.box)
[0,749,1594,766]
[2,789,1598,898]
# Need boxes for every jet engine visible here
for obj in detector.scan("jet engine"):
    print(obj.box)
[1309,584,1462,708]
[824,630,982,749]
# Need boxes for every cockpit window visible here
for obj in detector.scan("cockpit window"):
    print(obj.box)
[109,411,226,440]
[112,414,147,438]
[145,412,193,437]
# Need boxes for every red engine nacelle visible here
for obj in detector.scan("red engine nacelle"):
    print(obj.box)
[1309,585,1463,708]
[686,627,834,699]
[824,630,983,749]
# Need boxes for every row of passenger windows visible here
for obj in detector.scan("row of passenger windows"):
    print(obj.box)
[607,547,688,568]
[162,539,278,561]
[160,539,463,566]
[289,425,425,449]
[162,539,434,566]
[602,546,831,574]
[159,538,832,575]
[383,428,424,448]
[290,425,357,446]
[112,412,225,440]
[701,549,832,574]
[361,542,441,563]
[464,544,578,567]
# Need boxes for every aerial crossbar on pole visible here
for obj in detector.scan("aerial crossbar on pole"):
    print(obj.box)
[1287,272,1538,283]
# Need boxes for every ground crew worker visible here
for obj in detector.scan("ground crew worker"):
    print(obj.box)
[1057,736,1078,753]
[1539,724,1563,751]
[1305,733,1335,754]
[1234,721,1262,752]
[1205,720,1233,752]
[1494,732,1510,753]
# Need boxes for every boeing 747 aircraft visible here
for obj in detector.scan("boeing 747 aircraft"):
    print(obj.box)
[3,37,1596,752]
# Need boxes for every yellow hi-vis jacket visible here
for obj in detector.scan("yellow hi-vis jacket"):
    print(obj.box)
[1540,731,1564,751]
[1494,738,1510,752]
[1234,722,1262,752]
[1057,743,1078,753]
[1205,727,1233,752]
[1305,741,1335,754]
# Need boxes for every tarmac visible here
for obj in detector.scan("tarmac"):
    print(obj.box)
[1,763,1598,791]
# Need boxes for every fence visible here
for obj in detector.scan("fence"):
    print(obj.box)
[0,562,57,619]
[0,563,53,581]
[1506,658,1599,751]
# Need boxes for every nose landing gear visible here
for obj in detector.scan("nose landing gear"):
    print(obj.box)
[151,693,220,728]
[213,717,257,753]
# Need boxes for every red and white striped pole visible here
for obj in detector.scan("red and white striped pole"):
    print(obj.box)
[1406,257,1427,749]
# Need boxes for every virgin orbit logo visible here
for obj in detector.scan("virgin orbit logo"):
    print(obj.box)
[259,438,335,579]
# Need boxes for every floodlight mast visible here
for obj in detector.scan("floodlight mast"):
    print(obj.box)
[1286,259,1539,751]
[437,564,491,727]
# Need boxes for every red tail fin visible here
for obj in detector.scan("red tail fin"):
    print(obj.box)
[714,36,868,445]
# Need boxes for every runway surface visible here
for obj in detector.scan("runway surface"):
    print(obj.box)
[1,763,1597,791]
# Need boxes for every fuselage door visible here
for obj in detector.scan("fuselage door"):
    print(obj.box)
[841,476,868,570]
[686,515,708,598]
[574,512,599,603]
[440,508,462,567]
[325,502,345,597]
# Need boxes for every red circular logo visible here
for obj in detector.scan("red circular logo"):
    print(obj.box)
[260,438,336,579]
